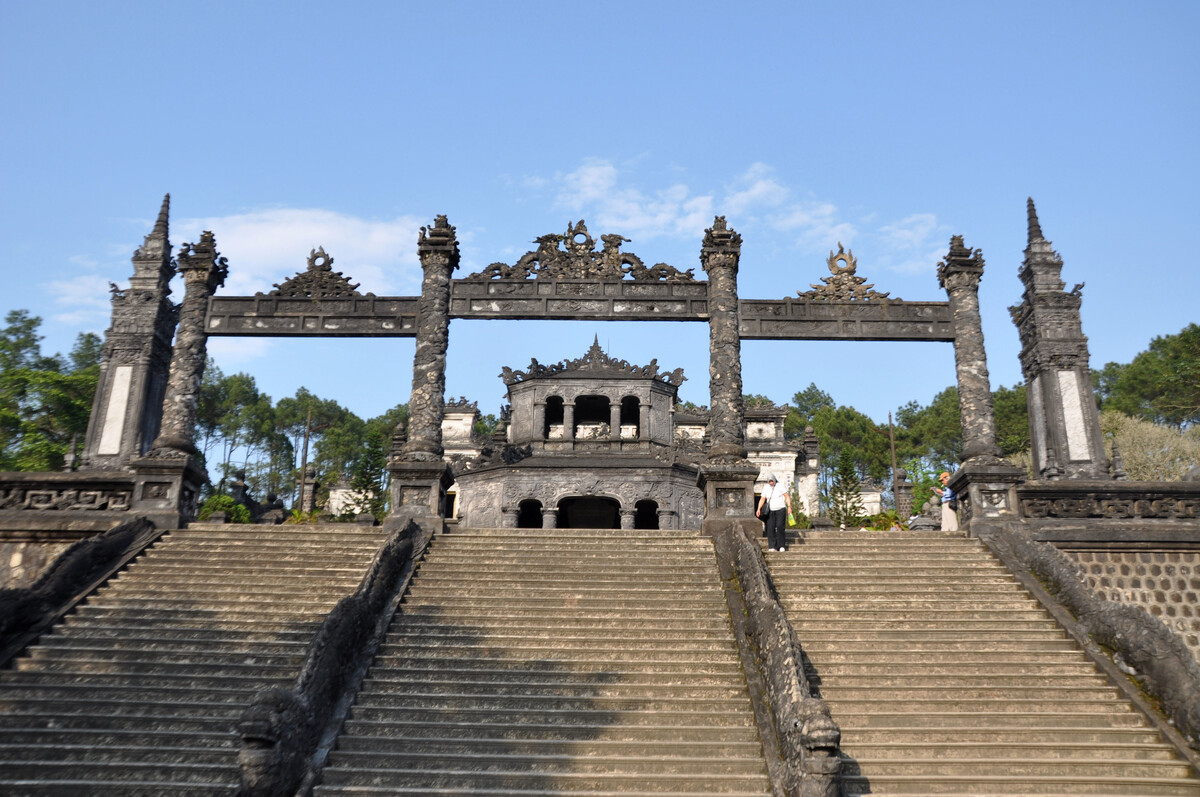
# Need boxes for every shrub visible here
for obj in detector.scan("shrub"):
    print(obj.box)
[198,494,251,524]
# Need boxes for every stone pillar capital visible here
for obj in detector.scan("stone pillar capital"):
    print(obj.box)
[937,235,984,292]
[176,231,229,293]
[417,215,461,273]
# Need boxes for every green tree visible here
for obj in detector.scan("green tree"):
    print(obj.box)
[1103,324,1200,428]
[785,383,835,440]
[349,428,388,519]
[0,311,100,471]
[826,449,865,527]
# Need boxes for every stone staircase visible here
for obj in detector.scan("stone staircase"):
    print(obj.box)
[0,523,388,796]
[314,527,771,795]
[767,529,1200,796]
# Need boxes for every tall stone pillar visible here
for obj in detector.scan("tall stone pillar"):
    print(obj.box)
[1010,199,1108,480]
[938,236,1001,463]
[387,216,457,533]
[403,216,459,461]
[81,195,177,470]
[938,236,1023,533]
[697,217,759,536]
[130,228,227,529]
[151,231,228,455]
[701,216,747,463]
[638,402,650,441]
[609,403,622,441]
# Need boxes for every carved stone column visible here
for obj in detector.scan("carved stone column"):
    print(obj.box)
[501,506,519,528]
[620,509,636,530]
[81,195,177,470]
[403,216,459,461]
[939,236,1002,463]
[541,507,559,529]
[534,401,546,440]
[700,216,747,463]
[152,231,228,456]
[938,235,1023,534]
[1010,199,1108,480]
[639,402,650,441]
[697,217,760,537]
[609,402,622,442]
[895,469,914,520]
[657,508,677,530]
[563,403,575,442]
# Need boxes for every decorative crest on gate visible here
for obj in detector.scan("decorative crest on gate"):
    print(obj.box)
[798,243,895,302]
[266,247,365,298]
[465,220,696,282]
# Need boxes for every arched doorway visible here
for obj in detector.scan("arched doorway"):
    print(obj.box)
[517,499,543,528]
[634,499,659,530]
[557,497,619,529]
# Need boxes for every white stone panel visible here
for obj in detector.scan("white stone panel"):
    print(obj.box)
[1058,369,1092,462]
[97,366,133,455]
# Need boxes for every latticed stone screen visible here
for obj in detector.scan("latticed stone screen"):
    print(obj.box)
[1067,550,1200,661]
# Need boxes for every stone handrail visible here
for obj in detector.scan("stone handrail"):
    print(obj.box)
[984,523,1200,748]
[717,526,842,797]
[236,519,431,797]
[0,516,162,667]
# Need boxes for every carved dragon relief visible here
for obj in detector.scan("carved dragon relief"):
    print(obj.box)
[500,336,686,387]
[797,243,896,302]
[465,220,697,282]
[265,247,369,299]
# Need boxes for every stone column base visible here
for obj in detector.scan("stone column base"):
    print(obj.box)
[698,461,761,539]
[947,458,1025,536]
[384,461,453,535]
[130,454,207,529]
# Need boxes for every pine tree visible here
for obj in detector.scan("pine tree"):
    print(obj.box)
[827,449,865,528]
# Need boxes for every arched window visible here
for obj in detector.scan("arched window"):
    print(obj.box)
[573,395,611,440]
[544,396,564,440]
[620,396,641,439]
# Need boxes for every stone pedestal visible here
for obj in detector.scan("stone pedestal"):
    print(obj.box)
[947,459,1024,536]
[130,454,206,529]
[383,460,453,534]
[698,461,761,539]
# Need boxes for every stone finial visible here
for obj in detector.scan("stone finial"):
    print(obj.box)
[132,194,173,273]
[936,235,985,290]
[1027,197,1044,243]
[177,231,230,291]
[418,214,461,270]
[702,216,742,254]
[1111,439,1128,481]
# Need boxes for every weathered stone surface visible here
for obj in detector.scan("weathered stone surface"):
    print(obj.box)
[80,195,177,469]
[403,216,459,462]
[938,235,1002,463]
[1010,199,1109,479]
[151,230,227,457]
[701,216,747,464]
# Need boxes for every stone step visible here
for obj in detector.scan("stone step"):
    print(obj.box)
[371,647,740,665]
[334,735,763,758]
[0,728,237,749]
[815,685,1121,701]
[807,672,1109,687]
[367,660,744,677]
[0,743,234,766]
[840,773,1199,796]
[338,718,760,743]
[841,741,1180,761]
[822,710,1146,728]
[0,760,236,786]
[839,727,1173,746]
[391,617,731,633]
[356,680,750,700]
[323,748,769,775]
[316,767,770,794]
[362,670,746,688]
[348,704,758,728]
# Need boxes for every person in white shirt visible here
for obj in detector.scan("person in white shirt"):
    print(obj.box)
[755,474,793,552]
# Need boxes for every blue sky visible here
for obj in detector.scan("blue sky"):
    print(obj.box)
[3,1,1197,425]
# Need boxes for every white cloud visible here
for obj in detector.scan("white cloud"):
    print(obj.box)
[172,208,426,297]
[48,274,114,328]
[554,159,714,240]
[770,200,856,251]
[874,213,947,275]
[724,162,789,216]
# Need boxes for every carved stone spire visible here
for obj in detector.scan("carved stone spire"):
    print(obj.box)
[80,195,177,468]
[1026,197,1044,243]
[1010,201,1108,479]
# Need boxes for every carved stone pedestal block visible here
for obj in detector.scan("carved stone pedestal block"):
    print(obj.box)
[130,454,206,530]
[947,459,1024,536]
[698,461,761,539]
[384,461,453,534]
